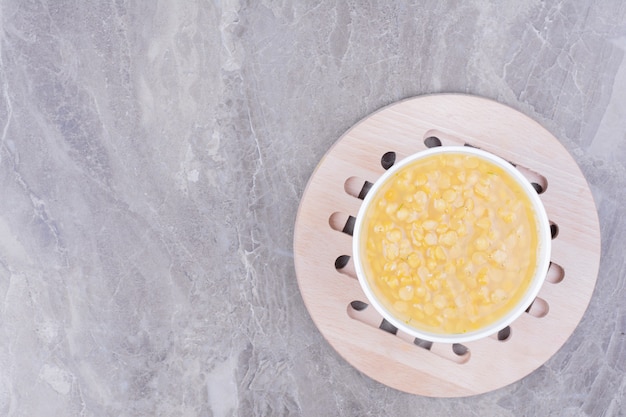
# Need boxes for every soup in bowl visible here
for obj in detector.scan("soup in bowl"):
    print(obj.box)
[353,146,551,343]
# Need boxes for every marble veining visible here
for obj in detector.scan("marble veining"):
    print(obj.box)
[0,0,625,416]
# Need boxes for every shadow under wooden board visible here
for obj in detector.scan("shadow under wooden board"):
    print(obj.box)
[293,94,601,397]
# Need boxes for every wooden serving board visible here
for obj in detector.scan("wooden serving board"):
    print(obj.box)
[293,94,601,397]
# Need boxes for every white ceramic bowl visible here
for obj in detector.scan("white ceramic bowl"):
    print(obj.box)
[353,146,551,343]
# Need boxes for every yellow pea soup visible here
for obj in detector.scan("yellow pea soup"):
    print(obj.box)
[359,152,540,335]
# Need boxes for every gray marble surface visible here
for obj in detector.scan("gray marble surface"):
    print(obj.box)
[0,0,625,416]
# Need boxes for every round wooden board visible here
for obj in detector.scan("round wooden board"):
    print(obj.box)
[293,94,601,397]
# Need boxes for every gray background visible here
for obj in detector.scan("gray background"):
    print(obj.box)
[0,0,624,416]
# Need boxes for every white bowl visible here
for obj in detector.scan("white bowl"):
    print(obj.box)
[353,146,551,344]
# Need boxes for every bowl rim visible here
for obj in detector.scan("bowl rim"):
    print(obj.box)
[352,146,552,344]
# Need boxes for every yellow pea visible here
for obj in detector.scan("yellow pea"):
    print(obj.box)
[443,307,457,319]
[433,294,447,309]
[477,267,489,285]
[426,258,438,271]
[501,211,516,223]
[474,183,489,198]
[396,207,409,221]
[490,289,508,303]
[399,286,414,301]
[472,252,488,265]
[427,278,440,291]
[385,202,399,215]
[383,261,396,272]
[407,253,421,268]
[410,224,424,239]
[397,261,410,276]
[436,222,449,234]
[388,229,402,242]
[443,189,457,202]
[475,236,489,251]
[455,294,469,307]
[422,220,437,230]
[478,286,490,303]
[425,232,438,246]
[452,207,466,220]
[440,231,458,246]
[433,198,446,212]
[415,173,427,185]
[384,243,399,260]
[398,239,412,258]
[415,286,427,298]
[452,195,465,208]
[417,266,430,280]
[424,304,435,316]
[492,249,507,265]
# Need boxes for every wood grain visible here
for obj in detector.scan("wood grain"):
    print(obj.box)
[293,94,601,397]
